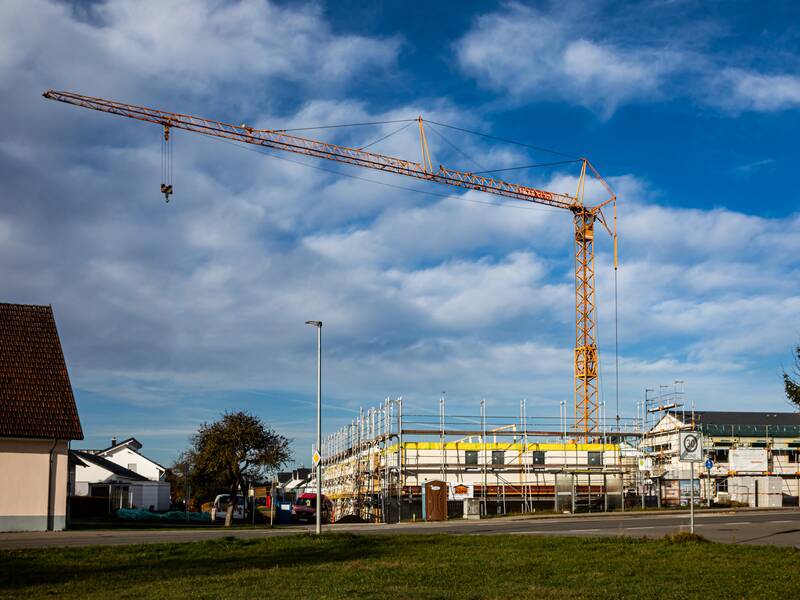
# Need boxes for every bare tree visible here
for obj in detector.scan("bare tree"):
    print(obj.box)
[784,342,800,409]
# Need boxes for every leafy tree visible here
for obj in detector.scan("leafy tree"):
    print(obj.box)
[785,342,800,409]
[185,411,291,526]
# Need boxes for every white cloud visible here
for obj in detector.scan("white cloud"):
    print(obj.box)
[454,3,683,117]
[385,252,570,328]
[455,3,800,116]
[2,0,799,463]
[711,69,800,112]
[0,0,400,93]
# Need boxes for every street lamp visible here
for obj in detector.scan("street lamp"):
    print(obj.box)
[305,320,322,535]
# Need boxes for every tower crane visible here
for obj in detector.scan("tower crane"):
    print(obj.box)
[43,89,618,440]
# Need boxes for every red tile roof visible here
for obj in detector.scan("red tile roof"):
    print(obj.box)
[0,303,83,440]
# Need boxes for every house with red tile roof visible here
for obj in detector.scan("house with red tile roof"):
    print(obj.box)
[0,303,84,531]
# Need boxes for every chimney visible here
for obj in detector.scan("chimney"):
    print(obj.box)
[111,437,117,447]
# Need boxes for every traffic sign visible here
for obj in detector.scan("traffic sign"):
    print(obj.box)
[679,431,703,462]
[312,449,321,466]
[705,457,713,470]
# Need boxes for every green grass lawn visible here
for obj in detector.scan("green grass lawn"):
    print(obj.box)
[1,533,798,599]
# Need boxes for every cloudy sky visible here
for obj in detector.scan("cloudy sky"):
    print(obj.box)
[2,0,799,465]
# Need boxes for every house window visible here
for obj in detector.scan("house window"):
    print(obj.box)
[772,449,800,462]
[532,451,545,465]
[588,452,603,467]
[465,450,478,466]
[716,479,728,493]
[712,449,729,463]
[491,451,505,466]
[127,463,137,473]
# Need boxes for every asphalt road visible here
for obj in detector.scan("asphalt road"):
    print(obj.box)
[370,509,800,546]
[2,509,800,550]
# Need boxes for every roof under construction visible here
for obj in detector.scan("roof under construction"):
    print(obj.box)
[668,410,800,437]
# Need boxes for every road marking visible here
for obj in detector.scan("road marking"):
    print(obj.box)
[626,526,654,530]
[568,528,600,533]
[768,520,792,524]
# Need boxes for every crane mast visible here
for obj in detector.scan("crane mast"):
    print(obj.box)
[43,89,617,440]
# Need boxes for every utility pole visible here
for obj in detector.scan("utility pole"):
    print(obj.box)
[306,320,323,535]
[689,460,695,534]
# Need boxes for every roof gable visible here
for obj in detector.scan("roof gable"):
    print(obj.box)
[100,437,143,453]
[651,413,684,432]
[0,303,83,440]
[72,450,148,481]
[100,440,166,471]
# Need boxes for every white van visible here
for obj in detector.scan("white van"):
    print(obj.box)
[212,494,246,521]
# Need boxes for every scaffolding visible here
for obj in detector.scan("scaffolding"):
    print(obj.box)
[320,398,640,522]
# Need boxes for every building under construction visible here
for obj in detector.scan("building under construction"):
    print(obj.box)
[319,398,637,522]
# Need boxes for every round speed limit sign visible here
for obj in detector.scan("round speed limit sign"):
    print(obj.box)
[679,431,703,461]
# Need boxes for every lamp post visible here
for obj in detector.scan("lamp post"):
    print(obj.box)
[305,320,323,535]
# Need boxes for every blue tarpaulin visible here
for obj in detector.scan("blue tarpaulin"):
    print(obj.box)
[116,508,211,522]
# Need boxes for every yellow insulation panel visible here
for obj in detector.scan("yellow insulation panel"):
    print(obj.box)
[387,442,618,452]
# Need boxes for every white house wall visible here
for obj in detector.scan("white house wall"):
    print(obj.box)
[130,482,170,511]
[101,446,164,481]
[73,461,117,488]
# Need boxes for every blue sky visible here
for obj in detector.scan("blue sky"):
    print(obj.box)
[1,0,799,466]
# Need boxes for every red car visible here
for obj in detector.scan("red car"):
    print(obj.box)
[291,493,333,524]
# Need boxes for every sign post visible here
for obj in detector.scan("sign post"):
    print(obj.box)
[679,431,703,534]
[704,458,714,507]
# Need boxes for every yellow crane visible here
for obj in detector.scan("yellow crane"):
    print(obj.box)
[43,90,618,439]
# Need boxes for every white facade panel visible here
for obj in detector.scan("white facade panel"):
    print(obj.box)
[130,482,170,511]
[730,448,768,474]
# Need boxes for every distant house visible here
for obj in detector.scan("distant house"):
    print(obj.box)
[90,437,167,482]
[73,438,170,510]
[0,303,84,531]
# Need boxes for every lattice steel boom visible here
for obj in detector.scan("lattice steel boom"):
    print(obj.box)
[43,89,618,439]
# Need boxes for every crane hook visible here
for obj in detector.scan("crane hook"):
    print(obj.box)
[160,183,173,202]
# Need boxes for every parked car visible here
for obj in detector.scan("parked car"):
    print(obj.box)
[212,494,246,521]
[291,493,333,524]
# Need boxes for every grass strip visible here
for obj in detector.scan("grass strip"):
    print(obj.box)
[1,533,798,599]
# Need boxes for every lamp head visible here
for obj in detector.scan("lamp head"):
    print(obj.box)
[305,320,322,327]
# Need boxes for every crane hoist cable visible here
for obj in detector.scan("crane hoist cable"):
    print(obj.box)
[207,133,564,213]
[474,159,582,175]
[424,122,486,172]
[424,119,582,160]
[160,125,173,202]
[357,121,415,151]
